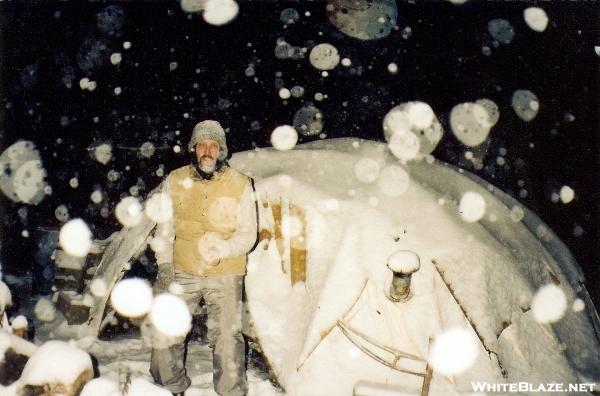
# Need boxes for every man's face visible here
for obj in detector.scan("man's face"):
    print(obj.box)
[195,139,220,173]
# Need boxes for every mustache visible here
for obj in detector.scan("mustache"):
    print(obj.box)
[201,155,216,161]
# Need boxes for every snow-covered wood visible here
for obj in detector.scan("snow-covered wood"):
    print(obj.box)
[83,211,157,335]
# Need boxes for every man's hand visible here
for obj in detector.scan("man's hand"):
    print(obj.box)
[198,232,227,266]
[154,263,174,293]
[205,246,221,266]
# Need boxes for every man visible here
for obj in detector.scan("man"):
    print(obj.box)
[150,120,257,396]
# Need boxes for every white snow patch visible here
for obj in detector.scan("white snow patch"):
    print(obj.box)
[149,293,192,337]
[509,205,524,222]
[11,315,27,329]
[182,177,193,189]
[293,105,323,137]
[149,236,168,255]
[450,102,493,147]
[79,78,97,91]
[13,160,47,204]
[145,192,173,223]
[387,250,420,274]
[94,143,113,165]
[559,185,574,204]
[271,125,298,151]
[389,128,420,162]
[59,218,93,257]
[80,377,119,395]
[0,141,48,205]
[309,43,340,71]
[33,297,56,322]
[115,196,143,227]
[512,90,539,122]
[475,98,500,126]
[181,0,204,13]
[487,19,515,44]
[279,88,291,99]
[79,78,90,90]
[90,190,103,204]
[140,142,156,158]
[90,278,108,298]
[531,284,567,323]
[429,327,479,376]
[354,158,380,184]
[383,102,443,157]
[202,0,239,26]
[524,7,549,32]
[110,278,153,318]
[55,204,70,222]
[458,191,486,222]
[572,298,585,312]
[281,215,303,238]
[378,165,409,197]
[405,102,436,130]
[110,52,122,65]
[290,86,304,98]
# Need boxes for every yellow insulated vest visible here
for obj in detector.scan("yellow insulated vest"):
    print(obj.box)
[168,165,249,276]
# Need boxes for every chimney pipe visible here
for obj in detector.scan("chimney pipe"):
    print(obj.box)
[387,250,420,302]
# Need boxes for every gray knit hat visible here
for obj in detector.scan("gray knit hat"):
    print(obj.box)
[188,120,228,161]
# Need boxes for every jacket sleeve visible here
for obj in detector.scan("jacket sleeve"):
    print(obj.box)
[220,181,257,259]
[153,178,175,265]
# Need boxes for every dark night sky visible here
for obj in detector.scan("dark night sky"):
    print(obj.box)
[0,1,599,303]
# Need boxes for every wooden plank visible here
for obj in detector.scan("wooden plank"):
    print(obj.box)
[290,203,306,285]
[271,200,285,273]
[84,211,156,336]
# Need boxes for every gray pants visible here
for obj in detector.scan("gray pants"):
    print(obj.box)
[150,271,247,396]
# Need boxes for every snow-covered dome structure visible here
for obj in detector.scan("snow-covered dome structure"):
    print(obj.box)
[231,138,600,395]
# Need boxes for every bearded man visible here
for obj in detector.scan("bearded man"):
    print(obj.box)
[150,120,257,396]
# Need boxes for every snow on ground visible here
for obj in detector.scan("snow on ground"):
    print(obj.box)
[0,322,280,396]
[85,338,279,396]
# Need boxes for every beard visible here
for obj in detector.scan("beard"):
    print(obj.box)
[199,159,216,173]
[191,155,224,180]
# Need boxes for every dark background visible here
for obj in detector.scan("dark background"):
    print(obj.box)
[0,1,599,304]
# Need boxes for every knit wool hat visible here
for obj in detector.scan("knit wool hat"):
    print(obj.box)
[188,120,228,161]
